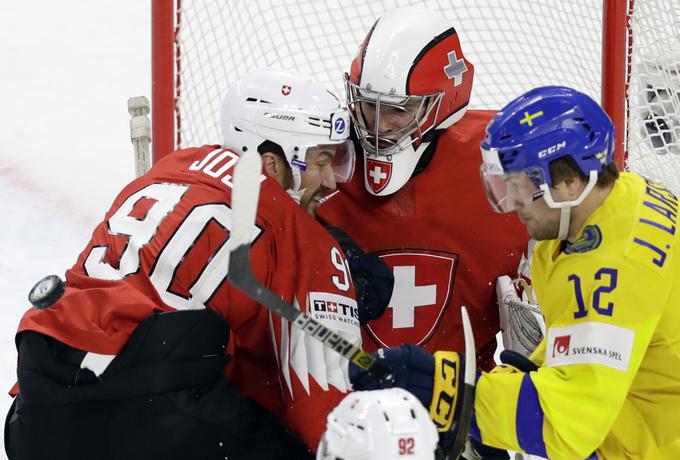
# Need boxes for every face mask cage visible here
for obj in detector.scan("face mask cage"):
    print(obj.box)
[344,73,443,157]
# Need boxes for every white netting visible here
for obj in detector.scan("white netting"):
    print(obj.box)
[174,0,602,144]
[625,0,680,194]
[171,0,680,194]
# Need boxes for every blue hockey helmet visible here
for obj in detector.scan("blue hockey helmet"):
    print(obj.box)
[480,86,615,214]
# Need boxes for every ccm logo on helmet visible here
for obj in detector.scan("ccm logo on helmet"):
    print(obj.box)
[538,140,566,158]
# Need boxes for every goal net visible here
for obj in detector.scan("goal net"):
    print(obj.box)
[152,0,680,195]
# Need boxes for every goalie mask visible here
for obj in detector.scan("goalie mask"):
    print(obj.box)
[317,388,438,460]
[346,6,473,196]
[220,69,355,200]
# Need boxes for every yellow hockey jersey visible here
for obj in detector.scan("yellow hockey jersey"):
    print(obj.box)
[471,173,680,459]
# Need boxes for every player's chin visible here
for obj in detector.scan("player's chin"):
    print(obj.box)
[302,193,322,217]
[527,222,559,241]
[306,200,321,217]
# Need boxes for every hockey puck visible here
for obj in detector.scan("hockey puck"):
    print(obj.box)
[28,275,65,310]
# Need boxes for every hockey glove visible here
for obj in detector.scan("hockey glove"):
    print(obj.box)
[499,349,538,372]
[326,226,394,323]
[349,343,467,433]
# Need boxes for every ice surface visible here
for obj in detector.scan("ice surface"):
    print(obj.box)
[0,2,150,456]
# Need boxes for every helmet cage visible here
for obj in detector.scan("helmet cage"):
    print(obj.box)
[345,73,443,157]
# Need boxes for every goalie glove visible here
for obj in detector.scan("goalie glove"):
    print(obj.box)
[496,275,545,357]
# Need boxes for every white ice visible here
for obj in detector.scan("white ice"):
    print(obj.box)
[0,2,150,456]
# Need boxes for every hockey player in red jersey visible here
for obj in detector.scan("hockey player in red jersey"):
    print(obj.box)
[6,69,361,459]
[317,6,528,369]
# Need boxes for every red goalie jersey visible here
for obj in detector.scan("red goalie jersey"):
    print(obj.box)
[18,145,360,449]
[318,111,528,369]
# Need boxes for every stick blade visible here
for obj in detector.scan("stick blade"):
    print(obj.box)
[231,149,262,248]
[447,306,477,460]
[461,306,476,385]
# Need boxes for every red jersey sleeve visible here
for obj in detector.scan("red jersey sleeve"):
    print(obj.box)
[266,221,361,450]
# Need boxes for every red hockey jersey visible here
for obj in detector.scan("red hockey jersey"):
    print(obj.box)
[18,146,360,449]
[318,110,528,368]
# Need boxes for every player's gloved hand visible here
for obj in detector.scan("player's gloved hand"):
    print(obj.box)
[349,343,435,406]
[326,226,394,323]
[349,343,466,433]
[499,349,538,372]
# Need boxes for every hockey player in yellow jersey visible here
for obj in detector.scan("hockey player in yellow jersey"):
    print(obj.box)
[349,86,680,459]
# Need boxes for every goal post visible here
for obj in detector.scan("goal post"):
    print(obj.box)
[151,0,176,164]
[151,0,680,195]
[601,0,630,172]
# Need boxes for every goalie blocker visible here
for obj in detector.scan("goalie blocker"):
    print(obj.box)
[4,309,312,460]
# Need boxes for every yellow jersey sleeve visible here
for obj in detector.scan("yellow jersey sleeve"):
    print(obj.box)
[471,174,680,460]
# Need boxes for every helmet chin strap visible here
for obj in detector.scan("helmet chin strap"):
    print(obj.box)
[558,206,572,241]
[286,165,305,204]
[540,170,599,241]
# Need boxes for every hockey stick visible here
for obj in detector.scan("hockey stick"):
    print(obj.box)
[227,149,393,381]
[446,306,476,460]
[128,96,152,178]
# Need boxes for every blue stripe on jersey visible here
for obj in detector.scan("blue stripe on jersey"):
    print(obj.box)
[516,373,548,457]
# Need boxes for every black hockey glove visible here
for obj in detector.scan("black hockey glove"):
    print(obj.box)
[349,343,468,434]
[499,349,539,372]
[326,226,394,323]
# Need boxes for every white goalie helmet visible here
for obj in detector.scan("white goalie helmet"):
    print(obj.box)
[346,6,474,195]
[220,68,355,195]
[316,388,439,460]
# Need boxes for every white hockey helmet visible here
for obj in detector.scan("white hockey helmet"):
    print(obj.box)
[346,6,473,196]
[316,388,439,460]
[220,68,355,193]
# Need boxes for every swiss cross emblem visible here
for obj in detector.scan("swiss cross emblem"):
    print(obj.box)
[281,85,292,95]
[443,50,467,87]
[364,249,458,347]
[365,158,392,194]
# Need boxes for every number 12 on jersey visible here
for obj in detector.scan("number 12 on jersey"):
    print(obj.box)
[568,268,618,318]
